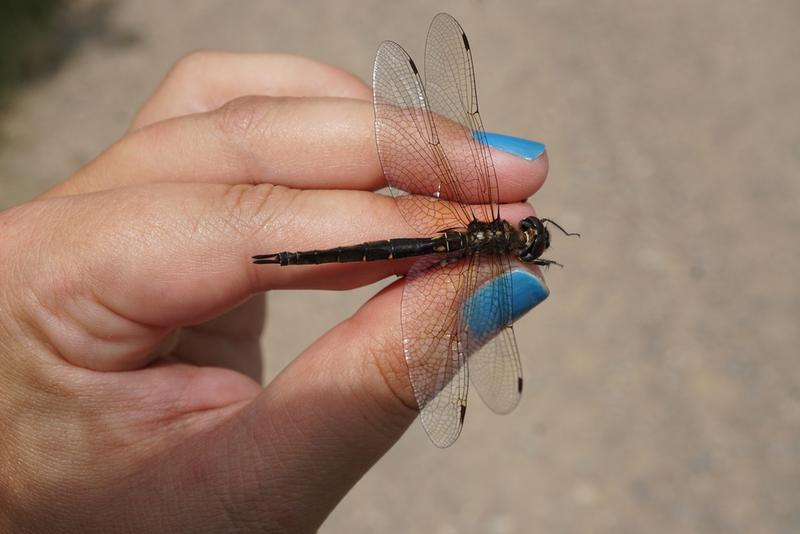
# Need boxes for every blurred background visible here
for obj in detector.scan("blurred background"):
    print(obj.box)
[1,0,798,532]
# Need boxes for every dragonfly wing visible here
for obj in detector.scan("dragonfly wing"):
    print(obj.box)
[460,254,523,414]
[467,327,523,414]
[373,40,477,234]
[402,254,474,448]
[424,12,500,223]
[381,15,526,446]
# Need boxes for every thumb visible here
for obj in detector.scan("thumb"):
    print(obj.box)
[180,280,417,532]
[186,249,546,530]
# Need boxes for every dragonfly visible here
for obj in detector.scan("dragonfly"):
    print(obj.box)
[253,13,575,447]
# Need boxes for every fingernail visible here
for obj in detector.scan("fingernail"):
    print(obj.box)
[463,269,549,338]
[473,131,546,161]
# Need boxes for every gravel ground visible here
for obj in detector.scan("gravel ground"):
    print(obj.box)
[1,1,798,532]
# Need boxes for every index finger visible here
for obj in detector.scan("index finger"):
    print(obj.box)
[47,97,548,203]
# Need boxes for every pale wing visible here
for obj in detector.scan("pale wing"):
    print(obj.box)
[460,254,523,414]
[373,40,476,234]
[402,254,473,448]
[424,12,501,222]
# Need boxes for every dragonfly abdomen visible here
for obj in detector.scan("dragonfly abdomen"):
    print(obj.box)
[253,231,467,266]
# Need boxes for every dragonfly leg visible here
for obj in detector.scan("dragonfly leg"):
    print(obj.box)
[533,258,564,269]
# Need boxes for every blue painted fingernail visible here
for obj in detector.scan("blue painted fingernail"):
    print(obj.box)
[473,131,546,161]
[463,269,549,338]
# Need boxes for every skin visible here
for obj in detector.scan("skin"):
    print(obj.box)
[0,51,548,533]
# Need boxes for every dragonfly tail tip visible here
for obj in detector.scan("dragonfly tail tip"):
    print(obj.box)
[252,253,281,264]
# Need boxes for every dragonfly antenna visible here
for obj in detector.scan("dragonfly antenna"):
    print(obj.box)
[541,218,580,238]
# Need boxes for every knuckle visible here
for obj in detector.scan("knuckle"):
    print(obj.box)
[211,96,302,181]
[217,183,299,237]
[215,95,279,140]
[213,96,289,176]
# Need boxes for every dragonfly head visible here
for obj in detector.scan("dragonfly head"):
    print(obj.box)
[517,217,549,262]
[518,217,580,265]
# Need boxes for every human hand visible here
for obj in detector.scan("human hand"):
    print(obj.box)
[0,51,548,532]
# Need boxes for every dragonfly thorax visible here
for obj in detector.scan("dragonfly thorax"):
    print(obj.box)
[465,219,526,257]
[518,216,551,263]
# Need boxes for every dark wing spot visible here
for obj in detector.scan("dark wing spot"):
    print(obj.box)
[461,32,470,50]
[409,58,418,74]
[459,403,467,424]
[518,377,524,393]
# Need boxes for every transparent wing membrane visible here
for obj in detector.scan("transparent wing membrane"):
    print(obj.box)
[373,40,475,233]
[461,255,523,414]
[402,255,472,447]
[424,13,501,223]
[372,14,524,447]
